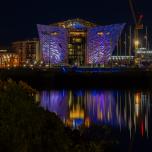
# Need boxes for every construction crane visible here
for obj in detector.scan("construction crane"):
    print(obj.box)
[128,0,143,50]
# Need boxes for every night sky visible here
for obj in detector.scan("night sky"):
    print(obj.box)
[0,0,151,46]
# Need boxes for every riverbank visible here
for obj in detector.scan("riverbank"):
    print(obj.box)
[0,68,152,89]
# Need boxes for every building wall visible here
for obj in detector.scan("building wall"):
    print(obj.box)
[0,53,20,68]
[11,39,41,64]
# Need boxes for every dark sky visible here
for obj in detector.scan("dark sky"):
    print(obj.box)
[0,0,151,46]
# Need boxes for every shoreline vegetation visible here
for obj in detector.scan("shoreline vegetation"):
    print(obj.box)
[0,80,122,152]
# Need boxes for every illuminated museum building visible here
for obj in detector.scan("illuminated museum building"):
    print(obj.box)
[38,18,125,65]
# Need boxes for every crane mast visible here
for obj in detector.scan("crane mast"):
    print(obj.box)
[128,0,143,50]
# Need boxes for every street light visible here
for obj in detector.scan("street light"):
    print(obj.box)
[134,40,140,49]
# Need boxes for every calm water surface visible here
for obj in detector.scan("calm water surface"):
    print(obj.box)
[36,89,152,151]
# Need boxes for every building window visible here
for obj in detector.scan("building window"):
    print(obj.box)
[72,38,82,43]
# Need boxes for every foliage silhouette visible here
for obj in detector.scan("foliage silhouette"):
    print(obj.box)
[0,80,119,152]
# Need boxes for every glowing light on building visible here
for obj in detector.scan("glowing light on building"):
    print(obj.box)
[0,53,20,68]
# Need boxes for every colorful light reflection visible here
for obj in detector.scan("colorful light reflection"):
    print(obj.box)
[40,90,150,137]
[37,25,68,64]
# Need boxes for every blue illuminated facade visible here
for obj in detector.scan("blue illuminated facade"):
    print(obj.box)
[37,25,68,64]
[37,19,125,65]
[87,24,125,64]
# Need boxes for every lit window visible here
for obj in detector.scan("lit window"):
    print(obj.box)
[73,38,82,43]
[77,46,81,49]
[97,32,104,36]
[69,32,86,36]
[68,44,73,48]
[50,32,59,36]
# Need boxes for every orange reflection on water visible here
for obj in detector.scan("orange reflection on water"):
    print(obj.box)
[70,105,84,119]
[135,92,141,104]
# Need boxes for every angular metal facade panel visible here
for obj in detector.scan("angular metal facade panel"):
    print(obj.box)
[87,24,125,64]
[37,24,68,64]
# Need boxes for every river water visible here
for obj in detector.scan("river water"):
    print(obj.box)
[36,89,152,151]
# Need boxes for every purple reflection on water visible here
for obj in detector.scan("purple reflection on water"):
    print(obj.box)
[40,90,68,120]
[39,90,150,137]
[86,91,119,126]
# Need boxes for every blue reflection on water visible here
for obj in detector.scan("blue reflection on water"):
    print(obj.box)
[39,90,151,138]
[40,90,68,119]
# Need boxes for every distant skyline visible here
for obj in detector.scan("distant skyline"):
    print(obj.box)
[0,0,151,46]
